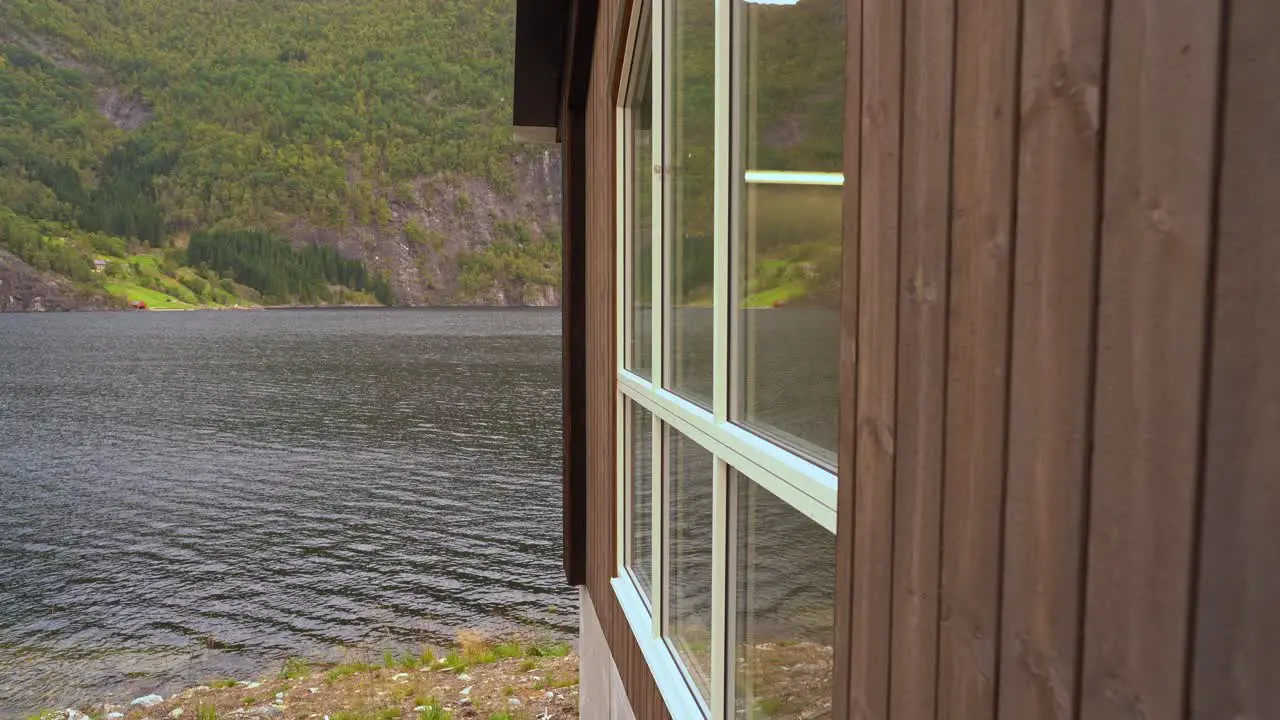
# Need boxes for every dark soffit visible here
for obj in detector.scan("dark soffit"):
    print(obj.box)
[512,0,573,132]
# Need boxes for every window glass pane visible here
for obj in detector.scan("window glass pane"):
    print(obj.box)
[734,472,835,719]
[628,400,654,598]
[733,0,845,465]
[627,33,654,379]
[665,426,715,700]
[665,0,715,406]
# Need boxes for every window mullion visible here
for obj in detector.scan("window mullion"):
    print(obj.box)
[650,413,664,635]
[710,458,729,720]
[713,0,731,426]
[616,111,629,377]
[649,0,665,393]
[648,0,666,638]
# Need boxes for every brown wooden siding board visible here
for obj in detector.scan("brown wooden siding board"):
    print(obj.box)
[848,0,905,715]
[1078,0,1223,718]
[935,0,1021,714]
[1190,0,1280,716]
[889,0,955,716]
[889,3,958,720]
[832,0,864,711]
[995,0,1106,718]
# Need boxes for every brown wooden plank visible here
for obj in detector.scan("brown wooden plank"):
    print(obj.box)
[935,0,1020,715]
[888,0,954,715]
[847,0,904,715]
[1191,0,1280,716]
[995,0,1106,718]
[831,0,864,710]
[1078,1,1223,718]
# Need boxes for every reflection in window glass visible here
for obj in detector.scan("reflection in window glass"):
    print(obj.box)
[734,0,844,465]
[666,426,715,701]
[665,0,715,406]
[628,400,654,598]
[627,33,654,379]
[734,472,835,719]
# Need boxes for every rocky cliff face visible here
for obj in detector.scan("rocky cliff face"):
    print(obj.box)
[284,148,563,307]
[0,250,111,312]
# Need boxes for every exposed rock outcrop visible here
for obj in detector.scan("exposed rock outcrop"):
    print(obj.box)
[284,149,563,306]
[0,249,108,312]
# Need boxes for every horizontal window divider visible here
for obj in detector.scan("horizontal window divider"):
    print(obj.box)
[619,372,837,532]
[612,573,708,719]
[742,169,845,186]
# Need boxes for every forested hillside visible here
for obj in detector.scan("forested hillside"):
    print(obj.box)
[0,0,561,309]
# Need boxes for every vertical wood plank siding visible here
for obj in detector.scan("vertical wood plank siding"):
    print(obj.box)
[935,0,1021,714]
[825,0,1277,719]
[997,0,1105,717]
[1190,0,1280,717]
[1078,0,1222,717]
[887,0,953,716]
[562,0,1277,715]
[847,0,902,714]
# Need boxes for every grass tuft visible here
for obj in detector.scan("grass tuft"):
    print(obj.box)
[417,697,451,720]
[197,704,218,720]
[525,640,571,658]
[326,661,375,683]
[441,650,467,673]
[209,678,239,689]
[279,656,310,680]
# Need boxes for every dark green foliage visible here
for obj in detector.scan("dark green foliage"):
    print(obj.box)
[0,0,526,232]
[78,136,178,245]
[186,229,391,305]
[456,222,558,299]
[0,212,95,282]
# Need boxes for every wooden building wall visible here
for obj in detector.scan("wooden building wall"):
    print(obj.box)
[831,0,1280,719]
[566,0,1279,716]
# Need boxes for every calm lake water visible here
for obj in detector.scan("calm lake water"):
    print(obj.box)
[0,309,571,716]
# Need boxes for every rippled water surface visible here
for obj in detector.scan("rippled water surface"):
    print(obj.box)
[0,309,570,715]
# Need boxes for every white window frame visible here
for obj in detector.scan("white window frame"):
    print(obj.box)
[613,0,840,718]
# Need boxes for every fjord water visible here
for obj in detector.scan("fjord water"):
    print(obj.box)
[0,309,570,715]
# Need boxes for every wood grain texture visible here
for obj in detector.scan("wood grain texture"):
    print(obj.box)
[831,0,864,712]
[935,0,1020,714]
[995,0,1106,717]
[889,0,954,717]
[848,0,904,716]
[1191,0,1280,716]
[1079,0,1223,718]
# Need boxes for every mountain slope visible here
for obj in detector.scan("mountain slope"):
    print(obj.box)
[0,0,561,307]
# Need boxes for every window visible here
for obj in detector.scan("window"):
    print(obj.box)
[627,400,655,598]
[614,0,842,717]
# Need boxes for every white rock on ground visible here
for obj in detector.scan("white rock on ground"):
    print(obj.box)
[130,695,165,708]
[168,709,184,719]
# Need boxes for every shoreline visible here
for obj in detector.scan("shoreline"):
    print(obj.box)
[30,637,579,720]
